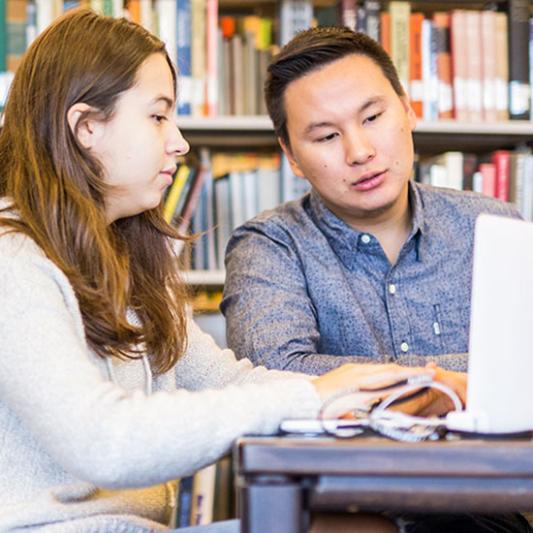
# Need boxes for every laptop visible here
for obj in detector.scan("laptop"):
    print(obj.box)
[446,214,533,434]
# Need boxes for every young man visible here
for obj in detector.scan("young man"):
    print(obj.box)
[221,27,519,376]
[222,26,531,533]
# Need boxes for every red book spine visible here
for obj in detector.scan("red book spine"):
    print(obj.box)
[492,150,511,202]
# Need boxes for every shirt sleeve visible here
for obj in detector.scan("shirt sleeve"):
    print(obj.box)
[222,224,468,374]
[0,249,320,491]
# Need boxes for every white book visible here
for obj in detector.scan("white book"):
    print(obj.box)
[242,170,259,221]
[472,171,484,194]
[190,464,217,526]
[279,0,313,46]
[214,176,231,270]
[156,0,177,66]
[421,19,437,122]
[112,0,123,17]
[229,171,245,230]
[257,166,281,213]
[429,163,447,189]
[36,0,56,35]
[519,154,533,221]
[140,0,154,31]
[443,151,464,191]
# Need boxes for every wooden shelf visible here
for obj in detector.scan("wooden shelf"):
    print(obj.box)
[177,115,533,135]
[178,116,533,151]
[182,270,226,285]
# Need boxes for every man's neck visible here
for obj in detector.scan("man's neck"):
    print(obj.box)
[341,186,412,265]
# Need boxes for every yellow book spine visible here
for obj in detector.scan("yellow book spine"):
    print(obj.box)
[163,164,190,223]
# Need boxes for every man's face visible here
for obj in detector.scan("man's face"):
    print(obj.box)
[281,53,416,227]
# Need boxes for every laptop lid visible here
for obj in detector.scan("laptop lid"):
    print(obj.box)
[446,214,533,433]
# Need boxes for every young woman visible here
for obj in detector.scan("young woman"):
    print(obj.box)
[0,9,460,532]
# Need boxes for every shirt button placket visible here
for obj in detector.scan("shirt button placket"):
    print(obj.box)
[385,278,410,359]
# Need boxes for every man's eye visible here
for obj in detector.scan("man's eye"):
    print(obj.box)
[365,113,382,124]
[316,133,338,143]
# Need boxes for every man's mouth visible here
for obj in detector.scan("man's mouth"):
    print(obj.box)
[352,170,386,191]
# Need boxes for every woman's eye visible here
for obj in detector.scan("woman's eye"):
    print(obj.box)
[153,114,167,123]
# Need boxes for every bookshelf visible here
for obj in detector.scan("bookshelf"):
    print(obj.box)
[179,115,533,149]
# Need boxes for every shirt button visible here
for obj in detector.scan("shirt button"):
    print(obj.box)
[388,284,396,295]
[361,234,371,244]
[400,342,409,353]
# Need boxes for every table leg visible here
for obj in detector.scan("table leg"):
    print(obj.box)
[239,475,305,533]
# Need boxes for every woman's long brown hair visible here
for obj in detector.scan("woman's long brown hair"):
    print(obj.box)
[0,9,190,374]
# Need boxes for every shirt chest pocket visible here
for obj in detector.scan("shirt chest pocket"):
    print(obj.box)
[431,301,470,354]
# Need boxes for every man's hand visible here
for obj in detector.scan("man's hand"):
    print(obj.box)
[312,363,435,417]
[389,363,467,417]
[312,362,467,418]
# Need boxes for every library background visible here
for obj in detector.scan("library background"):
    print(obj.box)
[0,0,532,527]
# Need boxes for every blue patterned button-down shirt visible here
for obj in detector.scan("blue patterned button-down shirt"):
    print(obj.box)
[221,182,520,374]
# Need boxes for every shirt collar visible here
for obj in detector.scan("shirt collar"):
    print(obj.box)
[307,180,428,268]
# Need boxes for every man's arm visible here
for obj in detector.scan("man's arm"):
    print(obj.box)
[221,224,468,375]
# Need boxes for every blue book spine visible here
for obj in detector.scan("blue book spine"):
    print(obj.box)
[177,0,192,115]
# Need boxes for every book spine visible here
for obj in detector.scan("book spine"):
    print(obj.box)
[364,0,380,43]
[433,12,453,120]
[508,0,531,120]
[339,0,357,31]
[204,0,218,116]
[451,10,469,121]
[409,12,424,119]
[389,0,410,94]
[465,10,483,122]
[156,0,177,66]
[492,150,511,202]
[191,0,206,116]
[480,10,498,122]
[380,11,390,55]
[176,0,192,115]
[495,12,509,121]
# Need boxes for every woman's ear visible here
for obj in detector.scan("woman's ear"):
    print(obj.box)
[67,102,103,149]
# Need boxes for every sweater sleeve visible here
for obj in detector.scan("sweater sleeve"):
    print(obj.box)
[0,245,320,491]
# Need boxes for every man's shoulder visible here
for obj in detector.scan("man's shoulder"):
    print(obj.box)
[416,183,520,221]
[238,194,315,236]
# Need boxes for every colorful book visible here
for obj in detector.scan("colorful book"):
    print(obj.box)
[389,1,410,95]
[163,164,191,223]
[409,12,424,119]
[433,11,453,120]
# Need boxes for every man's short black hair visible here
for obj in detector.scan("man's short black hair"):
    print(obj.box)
[265,26,404,148]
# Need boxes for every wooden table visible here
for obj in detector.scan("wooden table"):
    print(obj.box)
[234,435,533,533]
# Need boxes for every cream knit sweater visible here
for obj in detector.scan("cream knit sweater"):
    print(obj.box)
[0,227,321,532]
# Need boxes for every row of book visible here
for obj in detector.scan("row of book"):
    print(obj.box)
[283,0,533,122]
[417,149,533,220]
[0,1,532,121]
[163,149,309,271]
[175,456,234,528]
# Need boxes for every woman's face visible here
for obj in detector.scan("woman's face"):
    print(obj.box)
[90,53,189,223]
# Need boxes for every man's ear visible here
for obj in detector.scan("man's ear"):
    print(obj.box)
[400,94,417,132]
[278,137,304,178]
[67,102,104,149]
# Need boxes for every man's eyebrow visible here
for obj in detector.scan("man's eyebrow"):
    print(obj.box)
[359,96,386,113]
[304,121,335,134]
[303,97,387,134]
